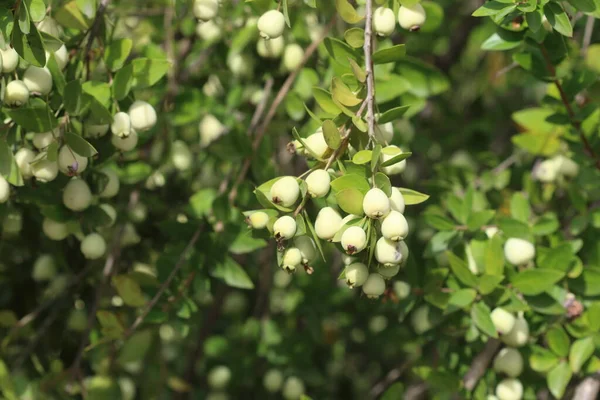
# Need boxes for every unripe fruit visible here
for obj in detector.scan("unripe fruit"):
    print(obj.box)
[207,366,231,389]
[2,210,22,236]
[58,146,88,175]
[80,233,107,260]
[84,123,110,138]
[376,122,394,144]
[314,207,342,240]
[23,66,53,95]
[196,20,222,42]
[99,168,120,198]
[205,392,228,400]
[270,176,300,207]
[341,226,367,254]
[305,169,330,198]
[112,130,138,151]
[249,211,269,229]
[389,187,405,213]
[227,52,253,78]
[42,218,69,240]
[128,100,157,132]
[282,376,305,400]
[398,4,427,31]
[0,175,9,203]
[33,130,56,149]
[194,0,219,21]
[282,247,302,272]
[283,44,303,71]
[375,237,406,266]
[381,145,406,175]
[553,155,579,178]
[32,159,59,182]
[373,7,396,37]
[362,273,386,298]
[381,210,409,241]
[490,307,516,335]
[495,378,523,400]
[294,235,317,264]
[100,203,117,226]
[535,159,559,182]
[62,178,93,211]
[273,215,297,239]
[121,222,141,247]
[14,148,36,179]
[303,129,329,159]
[502,317,529,348]
[199,114,226,147]
[1,47,20,73]
[51,44,69,70]
[37,17,62,37]
[257,10,285,40]
[129,202,147,223]
[411,305,434,334]
[32,254,57,281]
[378,262,400,279]
[257,36,285,58]
[263,369,284,393]
[171,140,193,171]
[504,238,535,265]
[394,281,411,299]
[363,188,390,219]
[111,112,132,138]
[344,262,369,288]
[4,80,30,106]
[493,348,524,378]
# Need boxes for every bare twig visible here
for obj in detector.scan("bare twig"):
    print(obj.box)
[84,0,110,79]
[573,374,600,400]
[492,153,519,175]
[463,338,501,391]
[582,16,595,56]
[249,78,275,133]
[368,361,412,399]
[228,16,337,204]
[363,0,376,139]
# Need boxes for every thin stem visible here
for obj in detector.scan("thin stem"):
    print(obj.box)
[582,16,595,56]
[363,0,376,139]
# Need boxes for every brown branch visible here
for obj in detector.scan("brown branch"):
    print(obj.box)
[368,361,412,399]
[463,338,501,391]
[363,0,376,139]
[228,16,337,204]
[573,374,600,400]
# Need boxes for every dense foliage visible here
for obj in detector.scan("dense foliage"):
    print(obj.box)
[1,0,600,399]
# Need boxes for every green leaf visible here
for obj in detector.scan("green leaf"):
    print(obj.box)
[446,289,477,312]
[96,310,125,338]
[424,212,455,231]
[54,0,91,30]
[371,144,381,172]
[64,80,83,115]
[335,0,364,23]
[544,3,573,37]
[546,326,570,357]
[380,152,412,167]
[313,87,341,114]
[530,345,561,373]
[18,2,30,34]
[344,27,364,48]
[481,31,523,51]
[28,0,47,22]
[373,172,391,196]
[348,58,366,82]
[64,132,98,157]
[497,217,531,239]
[335,188,365,216]
[112,63,133,100]
[352,150,372,165]
[112,275,146,307]
[331,173,370,194]
[0,358,17,400]
[324,37,362,66]
[467,210,495,231]
[484,235,504,276]
[472,1,516,17]
[131,58,171,89]
[322,120,340,149]
[11,18,45,67]
[378,106,410,124]
[570,337,595,373]
[471,302,499,338]
[281,0,291,27]
[372,45,406,65]
[211,256,254,289]
[511,269,565,295]
[547,362,572,399]
[104,38,133,71]
[5,105,58,133]
[331,77,362,107]
[510,193,531,223]
[446,251,478,287]
[398,187,429,205]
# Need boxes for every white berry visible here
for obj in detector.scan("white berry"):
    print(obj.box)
[248,211,269,229]
[314,207,342,240]
[381,145,406,175]
[378,262,400,279]
[14,148,36,179]
[2,210,22,236]
[32,130,56,149]
[270,176,300,207]
[282,376,305,400]
[84,123,110,138]
[23,66,53,95]
[207,366,231,389]
[171,140,192,171]
[553,155,579,178]
[62,178,93,211]
[199,114,226,147]
[193,0,219,21]
[128,100,157,132]
[375,237,406,266]
[303,129,329,159]
[362,273,386,298]
[111,112,132,138]
[263,369,284,393]
[363,188,390,219]
[381,210,409,241]
[502,317,529,348]
[99,168,120,198]
[112,130,138,151]
[345,262,368,288]
[398,4,427,31]
[32,254,57,281]
[495,378,523,400]
[283,44,303,71]
[493,348,524,378]
[294,235,317,264]
[32,160,59,182]
[0,175,9,203]
[305,169,330,198]
[535,159,559,182]
[490,307,516,335]
[341,226,367,255]
[58,146,88,175]
[411,305,434,334]
[51,44,69,70]
[196,20,222,42]
[389,187,405,213]
[1,47,20,73]
[375,121,394,144]
[4,80,30,106]
[80,233,106,260]
[504,238,535,265]
[273,215,296,239]
[43,218,69,240]
[257,36,285,58]
[282,247,302,272]
[257,10,285,39]
[373,7,396,37]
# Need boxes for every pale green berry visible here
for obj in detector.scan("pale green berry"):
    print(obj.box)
[536,159,559,182]
[273,215,296,239]
[100,204,117,227]
[112,130,138,151]
[305,169,330,198]
[32,130,56,149]
[207,366,231,389]
[294,235,317,264]
[193,0,219,21]
[199,114,226,147]
[14,148,36,179]
[341,226,367,255]
[381,210,409,241]
[4,80,29,106]
[42,218,69,240]
[504,238,535,265]
[128,100,157,132]
[373,7,396,37]
[58,146,88,175]
[303,129,329,159]
[23,66,53,95]
[282,376,305,400]
[378,262,400,279]
[362,273,386,298]
[314,207,342,240]
[32,254,57,281]
[0,175,9,203]
[495,378,523,400]
[2,210,22,236]
[502,317,529,348]
[389,187,405,213]
[99,168,120,198]
[381,145,406,175]
[257,10,285,39]
[393,281,411,299]
[283,44,304,71]
[263,369,284,393]
[33,159,59,182]
[37,17,62,37]
[111,112,132,138]
[249,211,269,229]
[490,308,516,335]
[80,233,106,260]
[282,247,302,272]
[257,36,285,58]
[411,305,434,334]
[375,237,406,266]
[398,4,427,31]
[63,178,93,211]
[553,155,579,178]
[196,20,222,42]
[270,176,300,207]
[84,123,110,138]
[171,140,193,171]
[129,203,147,223]
[375,121,394,143]
[1,47,19,73]
[344,262,368,288]
[363,188,390,219]
[493,348,523,378]
[49,44,68,70]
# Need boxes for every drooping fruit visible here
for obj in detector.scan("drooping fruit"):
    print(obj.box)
[257,10,285,39]
[282,247,302,272]
[23,66,53,95]
[257,36,285,58]
[99,168,120,198]
[305,169,331,198]
[381,145,407,175]
[42,218,69,240]
[495,378,523,400]
[344,262,369,288]
[375,237,406,266]
[111,112,132,138]
[389,187,406,213]
[32,160,59,182]
[362,273,386,298]
[398,3,427,31]
[128,100,157,132]
[282,376,305,400]
[207,366,231,389]
[381,210,409,241]
[341,226,367,255]
[14,148,36,179]
[248,211,269,229]
[263,369,284,393]
[193,0,219,21]
[283,44,304,71]
[32,254,57,281]
[112,130,139,151]
[363,188,390,219]
[1,47,19,73]
[58,146,88,175]
[80,233,107,260]
[62,178,93,211]
[270,176,300,207]
[493,348,524,378]
[0,175,9,203]
[490,307,516,335]
[502,317,529,348]
[503,238,535,265]
[294,235,317,264]
[273,215,297,240]
[4,80,29,107]
[373,7,396,37]
[314,207,342,240]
